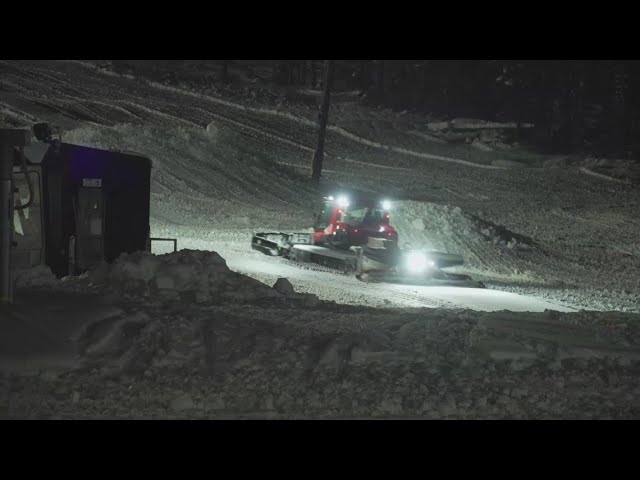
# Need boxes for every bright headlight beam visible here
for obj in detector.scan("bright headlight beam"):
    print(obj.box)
[381,200,392,210]
[336,195,350,208]
[405,251,434,274]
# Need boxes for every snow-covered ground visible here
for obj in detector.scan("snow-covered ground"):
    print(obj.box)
[2,60,639,312]
[1,60,640,419]
[3,250,640,419]
[59,120,640,313]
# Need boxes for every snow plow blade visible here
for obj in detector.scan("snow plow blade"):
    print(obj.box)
[355,243,485,288]
[428,252,464,270]
[251,232,313,256]
[289,244,359,272]
[251,233,284,256]
[356,269,485,288]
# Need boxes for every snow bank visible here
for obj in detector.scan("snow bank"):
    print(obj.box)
[51,249,320,307]
[12,265,58,289]
[393,200,531,253]
[390,200,550,287]
[469,310,640,364]
[8,302,640,419]
[427,118,534,132]
[450,118,534,130]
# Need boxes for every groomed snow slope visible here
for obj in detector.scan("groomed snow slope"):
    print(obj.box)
[1,60,640,312]
[58,123,567,311]
[62,121,639,312]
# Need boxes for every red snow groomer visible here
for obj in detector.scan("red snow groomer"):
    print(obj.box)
[312,194,397,248]
[251,193,484,287]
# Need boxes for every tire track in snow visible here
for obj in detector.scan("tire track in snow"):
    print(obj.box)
[207,111,314,153]
[0,67,114,124]
[1,71,117,126]
[7,61,500,181]
[116,101,202,128]
[22,96,106,128]
[64,60,508,171]
[327,126,505,170]
[579,167,632,185]
[0,101,41,124]
[275,161,338,175]
[2,62,201,129]
[80,99,145,122]
[337,156,414,171]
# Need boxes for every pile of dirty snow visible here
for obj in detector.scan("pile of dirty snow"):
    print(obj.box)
[12,265,59,289]
[4,304,640,419]
[394,201,532,252]
[18,250,320,307]
[391,200,543,286]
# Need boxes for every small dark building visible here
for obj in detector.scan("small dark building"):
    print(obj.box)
[13,134,153,278]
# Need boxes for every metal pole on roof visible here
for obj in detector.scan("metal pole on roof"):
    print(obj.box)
[0,129,30,305]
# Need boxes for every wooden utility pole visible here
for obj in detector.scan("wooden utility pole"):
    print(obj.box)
[312,60,335,183]
[221,60,230,84]
[377,60,385,100]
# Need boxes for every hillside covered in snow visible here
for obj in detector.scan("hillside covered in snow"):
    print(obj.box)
[1,60,640,419]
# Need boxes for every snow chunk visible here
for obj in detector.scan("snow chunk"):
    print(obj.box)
[426,121,449,132]
[471,138,494,152]
[170,393,195,412]
[13,265,58,289]
[273,277,295,296]
[205,121,220,142]
[77,249,284,304]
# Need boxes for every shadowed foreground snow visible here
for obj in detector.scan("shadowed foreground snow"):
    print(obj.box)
[2,250,640,420]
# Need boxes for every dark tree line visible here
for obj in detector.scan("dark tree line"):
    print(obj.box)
[270,60,640,159]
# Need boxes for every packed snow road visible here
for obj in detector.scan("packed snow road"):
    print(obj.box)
[163,233,573,312]
[225,255,574,312]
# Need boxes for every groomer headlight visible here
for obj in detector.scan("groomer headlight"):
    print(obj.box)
[336,195,350,208]
[405,251,434,274]
[381,200,392,211]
